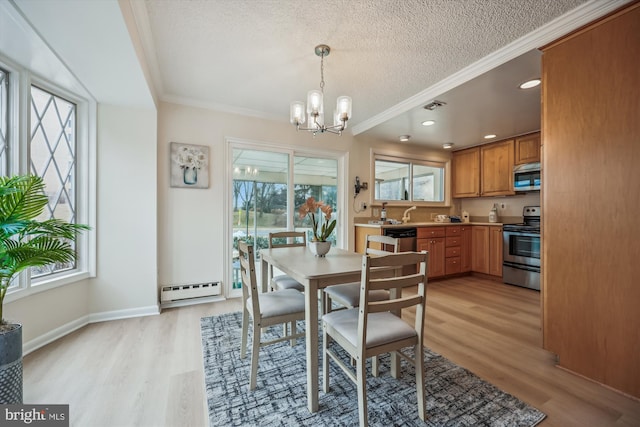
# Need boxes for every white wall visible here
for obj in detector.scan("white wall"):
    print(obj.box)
[89,104,158,315]
[157,102,356,294]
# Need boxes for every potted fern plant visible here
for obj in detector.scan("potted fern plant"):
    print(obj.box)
[0,175,89,403]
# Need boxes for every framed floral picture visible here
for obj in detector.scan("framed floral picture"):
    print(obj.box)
[170,142,210,188]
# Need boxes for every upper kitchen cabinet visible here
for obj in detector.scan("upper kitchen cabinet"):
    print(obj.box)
[480,139,515,197]
[451,147,480,198]
[514,132,541,165]
[452,139,516,198]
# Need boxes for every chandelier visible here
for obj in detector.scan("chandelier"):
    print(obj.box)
[290,44,352,136]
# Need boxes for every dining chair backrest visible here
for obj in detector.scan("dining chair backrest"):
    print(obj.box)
[359,251,429,344]
[238,240,260,312]
[268,231,306,248]
[365,234,399,256]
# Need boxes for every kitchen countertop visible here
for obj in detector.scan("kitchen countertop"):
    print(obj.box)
[354,221,508,228]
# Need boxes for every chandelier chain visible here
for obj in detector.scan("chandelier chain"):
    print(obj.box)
[320,53,325,93]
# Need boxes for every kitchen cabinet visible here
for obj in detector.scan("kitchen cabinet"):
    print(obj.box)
[480,139,515,197]
[541,2,640,398]
[471,225,502,277]
[489,225,503,277]
[417,227,445,278]
[460,225,472,272]
[452,139,515,198]
[514,132,540,165]
[444,226,462,275]
[451,147,480,198]
[471,226,489,273]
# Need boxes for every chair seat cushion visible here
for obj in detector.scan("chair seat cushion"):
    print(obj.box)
[271,274,305,292]
[247,289,305,319]
[324,283,389,308]
[323,308,417,349]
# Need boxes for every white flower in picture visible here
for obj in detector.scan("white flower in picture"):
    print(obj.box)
[170,142,210,189]
[173,146,207,170]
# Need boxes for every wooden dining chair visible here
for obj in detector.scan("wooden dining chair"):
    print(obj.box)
[238,241,306,390]
[268,231,306,292]
[322,251,429,426]
[323,234,400,375]
[323,234,400,313]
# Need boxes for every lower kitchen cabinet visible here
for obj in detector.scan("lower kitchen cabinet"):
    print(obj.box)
[445,226,462,275]
[472,226,490,273]
[489,225,503,277]
[460,225,472,272]
[471,225,503,277]
[417,227,445,278]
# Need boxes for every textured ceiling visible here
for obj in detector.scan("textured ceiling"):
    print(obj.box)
[134,0,616,148]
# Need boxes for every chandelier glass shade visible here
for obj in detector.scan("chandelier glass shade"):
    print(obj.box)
[290,44,352,135]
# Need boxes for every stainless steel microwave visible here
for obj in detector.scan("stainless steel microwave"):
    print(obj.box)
[513,162,540,192]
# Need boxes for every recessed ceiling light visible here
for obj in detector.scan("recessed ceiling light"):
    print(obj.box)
[442,143,454,149]
[422,120,435,126]
[399,135,411,142]
[519,79,541,89]
[484,134,497,139]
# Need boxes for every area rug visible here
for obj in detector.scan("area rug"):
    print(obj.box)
[201,312,545,426]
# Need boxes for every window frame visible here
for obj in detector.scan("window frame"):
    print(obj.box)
[370,148,451,207]
[225,138,348,299]
[1,57,96,304]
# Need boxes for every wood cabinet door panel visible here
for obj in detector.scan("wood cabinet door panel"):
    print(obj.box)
[445,236,461,247]
[417,227,446,238]
[452,148,480,198]
[489,226,503,277]
[515,132,541,164]
[445,226,461,236]
[480,140,515,197]
[471,226,490,274]
[445,257,462,275]
[418,238,445,278]
[445,246,460,258]
[461,226,472,272]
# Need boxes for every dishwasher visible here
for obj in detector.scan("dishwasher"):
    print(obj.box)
[384,228,417,274]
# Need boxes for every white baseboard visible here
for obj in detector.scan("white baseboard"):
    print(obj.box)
[88,304,160,323]
[23,315,90,356]
[23,304,160,356]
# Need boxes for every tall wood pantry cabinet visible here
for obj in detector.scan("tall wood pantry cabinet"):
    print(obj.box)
[541,2,640,399]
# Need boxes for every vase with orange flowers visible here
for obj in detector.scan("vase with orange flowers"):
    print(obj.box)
[298,197,336,256]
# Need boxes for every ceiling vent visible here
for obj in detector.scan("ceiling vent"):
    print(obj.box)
[423,100,446,110]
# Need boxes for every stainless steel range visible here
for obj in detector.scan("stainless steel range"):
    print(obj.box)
[503,206,540,291]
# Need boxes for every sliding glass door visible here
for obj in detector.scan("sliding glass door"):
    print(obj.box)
[229,145,340,297]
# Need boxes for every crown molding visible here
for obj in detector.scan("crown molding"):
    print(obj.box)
[351,0,631,136]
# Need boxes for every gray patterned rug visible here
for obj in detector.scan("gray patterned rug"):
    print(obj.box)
[201,312,545,426]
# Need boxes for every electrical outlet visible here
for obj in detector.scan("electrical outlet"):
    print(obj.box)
[500,203,506,209]
[430,213,437,219]
[373,208,379,216]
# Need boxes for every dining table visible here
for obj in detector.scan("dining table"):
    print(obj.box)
[259,245,400,413]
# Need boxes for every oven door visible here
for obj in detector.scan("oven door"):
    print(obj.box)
[503,230,540,267]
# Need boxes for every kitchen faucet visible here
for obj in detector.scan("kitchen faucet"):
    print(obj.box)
[402,206,417,224]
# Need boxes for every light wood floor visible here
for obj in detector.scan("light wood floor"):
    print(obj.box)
[23,276,640,426]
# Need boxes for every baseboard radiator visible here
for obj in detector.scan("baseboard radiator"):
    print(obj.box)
[160,282,222,304]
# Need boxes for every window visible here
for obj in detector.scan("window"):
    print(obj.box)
[29,85,78,278]
[0,68,7,175]
[229,143,343,297]
[373,152,448,205]
[1,59,94,298]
